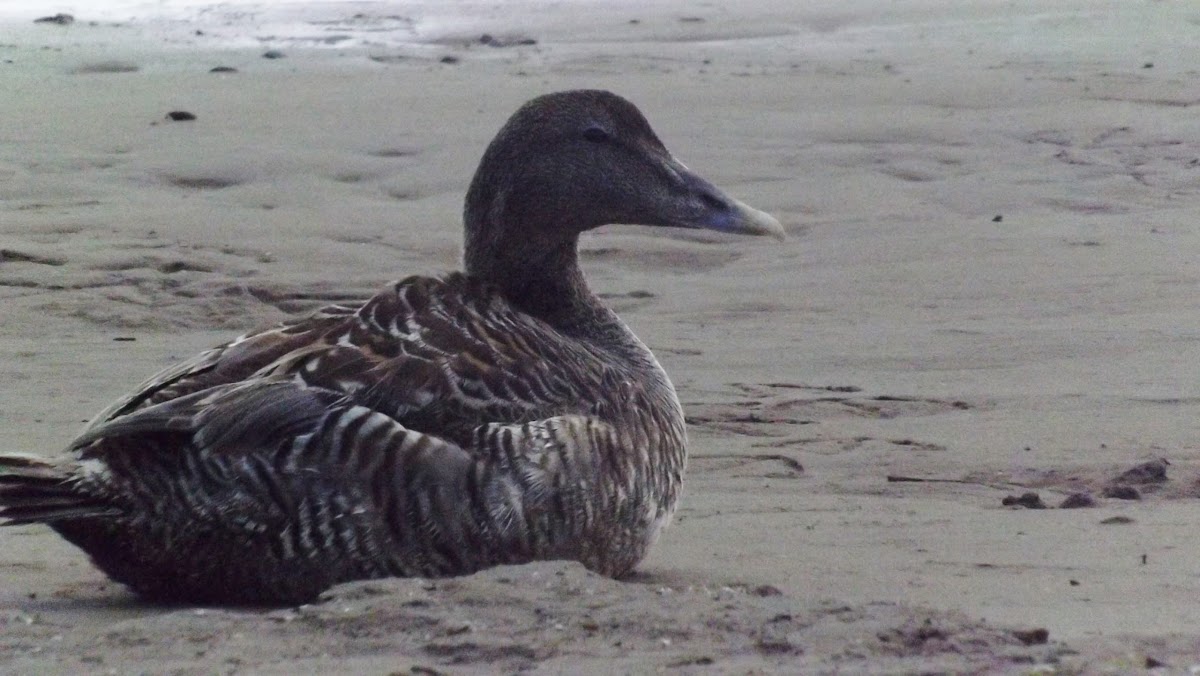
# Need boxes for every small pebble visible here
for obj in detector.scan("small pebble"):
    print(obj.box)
[209,66,238,73]
[478,34,537,47]
[262,50,285,59]
[440,55,460,64]
[1101,485,1141,500]
[992,214,1003,222]
[1111,458,1168,485]
[34,13,74,25]
[1058,492,1096,509]
[165,111,197,121]
[1001,492,1046,509]
[1012,627,1049,645]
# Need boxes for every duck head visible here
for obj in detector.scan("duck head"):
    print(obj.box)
[462,90,783,308]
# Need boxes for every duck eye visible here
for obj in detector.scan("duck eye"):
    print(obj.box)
[582,126,610,143]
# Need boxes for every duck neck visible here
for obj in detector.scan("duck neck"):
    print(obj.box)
[467,233,601,330]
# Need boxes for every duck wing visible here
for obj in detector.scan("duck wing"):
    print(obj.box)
[85,303,359,430]
[82,273,618,450]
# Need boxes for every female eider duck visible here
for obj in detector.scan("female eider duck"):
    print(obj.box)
[0,90,783,605]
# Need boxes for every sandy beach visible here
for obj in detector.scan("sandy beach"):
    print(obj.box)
[2,0,1200,672]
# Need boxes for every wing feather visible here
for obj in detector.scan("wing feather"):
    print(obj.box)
[82,274,618,454]
[86,304,359,428]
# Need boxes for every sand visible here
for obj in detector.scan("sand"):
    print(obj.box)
[2,0,1200,672]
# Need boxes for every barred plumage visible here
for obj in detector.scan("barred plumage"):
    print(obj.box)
[0,90,782,604]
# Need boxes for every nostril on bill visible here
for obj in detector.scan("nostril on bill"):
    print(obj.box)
[699,192,728,212]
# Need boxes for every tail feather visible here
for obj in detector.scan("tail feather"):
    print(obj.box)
[0,453,117,525]
[0,452,71,482]
[2,505,122,525]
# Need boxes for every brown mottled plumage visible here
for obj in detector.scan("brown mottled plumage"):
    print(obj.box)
[0,90,783,604]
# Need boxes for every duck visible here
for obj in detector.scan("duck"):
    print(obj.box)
[0,90,783,605]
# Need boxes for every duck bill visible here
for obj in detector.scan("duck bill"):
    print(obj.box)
[702,195,785,241]
[668,161,785,241]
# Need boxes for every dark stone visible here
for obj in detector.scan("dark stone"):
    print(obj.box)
[262,50,285,59]
[34,13,74,25]
[1111,459,1168,485]
[1012,628,1049,645]
[165,111,197,121]
[1101,485,1141,500]
[1001,492,1046,509]
[1058,492,1096,509]
[209,66,238,73]
[478,34,536,48]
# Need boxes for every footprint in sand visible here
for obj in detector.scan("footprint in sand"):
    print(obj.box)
[689,453,805,480]
[331,171,377,184]
[162,174,246,190]
[581,246,741,274]
[368,147,421,159]
[1030,125,1199,192]
[596,289,657,313]
[686,383,973,440]
[0,249,66,266]
[384,187,422,201]
[70,61,139,74]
